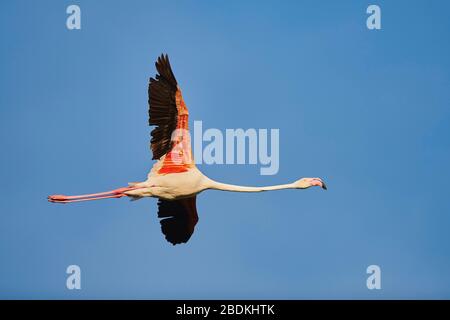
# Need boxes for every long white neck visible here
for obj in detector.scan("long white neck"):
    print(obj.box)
[205,178,296,193]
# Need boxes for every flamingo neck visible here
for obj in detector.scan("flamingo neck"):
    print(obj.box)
[206,179,295,193]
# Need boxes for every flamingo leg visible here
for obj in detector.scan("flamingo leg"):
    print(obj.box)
[48,186,139,203]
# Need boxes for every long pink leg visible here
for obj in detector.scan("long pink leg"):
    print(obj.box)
[48,194,124,203]
[50,187,132,200]
[48,186,139,204]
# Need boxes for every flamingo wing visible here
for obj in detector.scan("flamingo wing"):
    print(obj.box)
[157,197,199,245]
[148,54,193,174]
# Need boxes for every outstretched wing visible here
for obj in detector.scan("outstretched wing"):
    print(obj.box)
[157,197,199,245]
[148,54,191,163]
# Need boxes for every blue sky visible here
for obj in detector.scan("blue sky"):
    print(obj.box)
[0,0,449,299]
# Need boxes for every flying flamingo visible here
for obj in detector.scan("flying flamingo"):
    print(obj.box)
[48,54,327,245]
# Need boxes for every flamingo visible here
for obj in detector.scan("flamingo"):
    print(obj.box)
[48,54,327,245]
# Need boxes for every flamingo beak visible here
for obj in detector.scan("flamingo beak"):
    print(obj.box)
[321,181,327,190]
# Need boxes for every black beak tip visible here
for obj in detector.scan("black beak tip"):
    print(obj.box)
[322,182,327,190]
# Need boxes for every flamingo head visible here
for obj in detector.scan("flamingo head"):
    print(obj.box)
[294,177,327,190]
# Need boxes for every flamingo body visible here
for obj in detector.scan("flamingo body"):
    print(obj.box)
[126,166,209,201]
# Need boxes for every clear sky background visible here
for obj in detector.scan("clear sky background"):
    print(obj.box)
[0,0,449,299]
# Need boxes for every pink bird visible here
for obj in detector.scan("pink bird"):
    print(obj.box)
[48,54,326,245]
